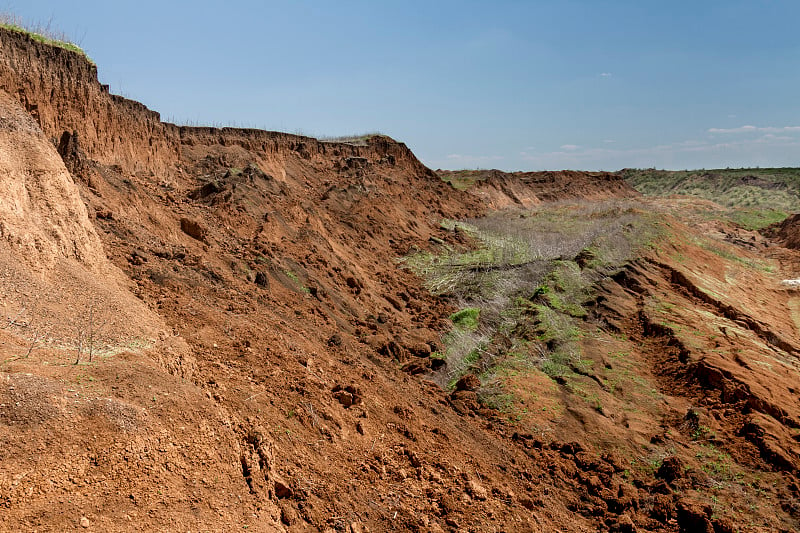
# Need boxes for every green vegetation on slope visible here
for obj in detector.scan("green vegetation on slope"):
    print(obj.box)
[449,308,480,331]
[402,200,663,395]
[620,167,799,229]
[437,170,496,190]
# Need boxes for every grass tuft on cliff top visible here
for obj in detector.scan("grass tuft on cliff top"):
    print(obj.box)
[318,132,386,146]
[0,13,94,64]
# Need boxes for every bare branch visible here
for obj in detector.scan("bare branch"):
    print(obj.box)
[2,307,27,329]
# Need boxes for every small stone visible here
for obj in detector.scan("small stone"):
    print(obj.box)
[327,333,342,346]
[610,514,637,533]
[467,479,488,501]
[676,499,714,533]
[95,208,113,219]
[712,517,736,533]
[333,390,354,408]
[279,501,298,525]
[656,456,684,483]
[80,516,90,528]
[519,497,535,510]
[254,271,269,287]
[408,342,431,357]
[332,385,362,407]
[406,450,422,468]
[180,217,207,242]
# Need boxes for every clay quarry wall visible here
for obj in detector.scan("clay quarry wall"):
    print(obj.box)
[0,27,431,178]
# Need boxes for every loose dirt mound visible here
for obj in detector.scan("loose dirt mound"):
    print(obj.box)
[0,88,165,350]
[0,89,104,269]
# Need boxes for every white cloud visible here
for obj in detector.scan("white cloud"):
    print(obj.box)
[560,144,579,151]
[519,134,800,170]
[600,72,612,77]
[762,134,794,141]
[708,125,800,134]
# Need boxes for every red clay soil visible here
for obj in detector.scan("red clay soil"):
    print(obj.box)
[1,26,800,533]
[0,28,589,532]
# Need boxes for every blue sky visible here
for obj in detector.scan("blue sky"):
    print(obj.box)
[6,1,800,170]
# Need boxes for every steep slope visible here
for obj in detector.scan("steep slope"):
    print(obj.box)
[5,23,800,533]
[0,89,103,268]
[411,200,800,531]
[0,26,608,532]
[0,87,165,350]
[594,221,800,526]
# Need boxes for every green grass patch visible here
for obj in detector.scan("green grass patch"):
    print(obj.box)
[436,170,494,190]
[693,236,773,272]
[402,200,664,407]
[728,208,788,230]
[318,132,385,145]
[450,307,480,331]
[284,270,310,293]
[621,167,800,213]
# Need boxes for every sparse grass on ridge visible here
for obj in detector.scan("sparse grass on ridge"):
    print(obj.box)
[0,13,93,64]
[437,170,495,190]
[318,132,385,145]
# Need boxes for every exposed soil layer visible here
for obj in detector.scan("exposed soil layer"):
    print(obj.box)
[597,219,800,529]
[764,213,800,250]
[1,26,800,533]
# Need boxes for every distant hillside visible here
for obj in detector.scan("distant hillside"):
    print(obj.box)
[620,167,800,229]
[437,169,637,209]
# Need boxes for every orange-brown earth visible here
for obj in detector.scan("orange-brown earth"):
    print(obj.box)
[1,27,800,533]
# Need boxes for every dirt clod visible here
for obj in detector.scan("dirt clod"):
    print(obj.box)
[656,456,684,483]
[454,374,480,392]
